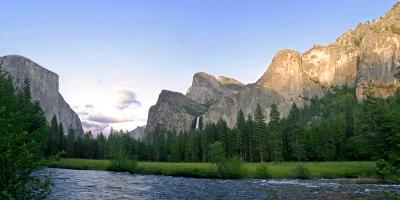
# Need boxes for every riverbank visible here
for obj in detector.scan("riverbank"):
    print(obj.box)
[47,158,379,180]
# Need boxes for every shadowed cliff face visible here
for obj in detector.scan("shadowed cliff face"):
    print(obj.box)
[145,3,400,135]
[145,90,201,134]
[129,125,146,140]
[0,55,83,135]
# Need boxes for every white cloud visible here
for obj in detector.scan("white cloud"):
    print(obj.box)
[115,89,141,109]
[73,87,148,134]
[87,114,133,124]
[81,121,109,133]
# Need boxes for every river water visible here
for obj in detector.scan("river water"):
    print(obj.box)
[41,168,399,200]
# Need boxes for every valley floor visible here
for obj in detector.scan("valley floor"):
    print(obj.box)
[47,159,379,180]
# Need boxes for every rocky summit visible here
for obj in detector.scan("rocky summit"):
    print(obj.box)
[146,2,400,135]
[0,55,84,135]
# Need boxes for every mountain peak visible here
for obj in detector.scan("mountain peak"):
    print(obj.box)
[1,55,59,78]
[146,2,400,135]
[0,55,83,134]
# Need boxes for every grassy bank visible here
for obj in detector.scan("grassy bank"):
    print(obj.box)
[47,158,377,179]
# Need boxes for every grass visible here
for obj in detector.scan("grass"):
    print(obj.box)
[137,162,218,178]
[47,158,377,179]
[47,158,111,170]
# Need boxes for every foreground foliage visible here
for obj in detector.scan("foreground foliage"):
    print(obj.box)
[292,164,310,179]
[0,66,51,199]
[216,157,243,179]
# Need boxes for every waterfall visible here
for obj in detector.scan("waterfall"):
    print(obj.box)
[195,116,200,130]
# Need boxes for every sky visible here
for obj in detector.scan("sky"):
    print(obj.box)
[0,0,397,134]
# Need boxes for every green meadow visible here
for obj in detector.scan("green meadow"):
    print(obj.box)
[47,158,376,179]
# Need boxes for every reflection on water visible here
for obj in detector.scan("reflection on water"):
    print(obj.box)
[40,168,400,200]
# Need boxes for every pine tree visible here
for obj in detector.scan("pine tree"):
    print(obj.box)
[216,118,229,156]
[235,109,247,161]
[254,103,267,162]
[96,132,106,159]
[47,116,59,156]
[66,128,76,158]
[58,122,65,153]
[246,114,255,163]
[226,128,237,158]
[151,126,165,162]
[83,130,94,158]
[200,128,208,162]
[269,104,283,162]
[354,95,387,160]
[288,103,304,161]
[187,133,200,161]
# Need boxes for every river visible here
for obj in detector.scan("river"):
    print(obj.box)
[40,168,399,200]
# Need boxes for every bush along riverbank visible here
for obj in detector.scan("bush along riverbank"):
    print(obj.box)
[47,158,387,181]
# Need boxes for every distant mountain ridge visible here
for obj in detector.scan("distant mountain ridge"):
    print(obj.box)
[145,2,400,135]
[0,55,84,135]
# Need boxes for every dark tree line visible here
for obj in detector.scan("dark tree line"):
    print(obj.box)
[65,86,397,162]
[142,87,361,163]
[46,126,147,161]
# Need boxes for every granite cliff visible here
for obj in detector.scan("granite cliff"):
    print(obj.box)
[0,55,84,135]
[146,2,400,134]
[129,125,146,140]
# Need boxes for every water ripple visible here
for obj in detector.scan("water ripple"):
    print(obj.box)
[42,168,400,200]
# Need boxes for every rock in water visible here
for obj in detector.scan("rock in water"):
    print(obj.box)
[146,2,400,135]
[0,55,84,135]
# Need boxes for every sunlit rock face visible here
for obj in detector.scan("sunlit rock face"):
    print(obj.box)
[256,49,310,114]
[356,32,400,100]
[0,55,84,135]
[302,45,358,89]
[145,2,400,136]
[337,2,400,100]
[186,72,245,104]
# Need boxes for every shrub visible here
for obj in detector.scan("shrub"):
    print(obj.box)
[353,35,363,46]
[292,164,310,179]
[255,164,271,179]
[108,159,137,173]
[376,159,400,182]
[390,25,400,35]
[216,157,243,179]
[183,102,210,116]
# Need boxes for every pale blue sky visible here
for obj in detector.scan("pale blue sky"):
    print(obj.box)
[0,0,397,132]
